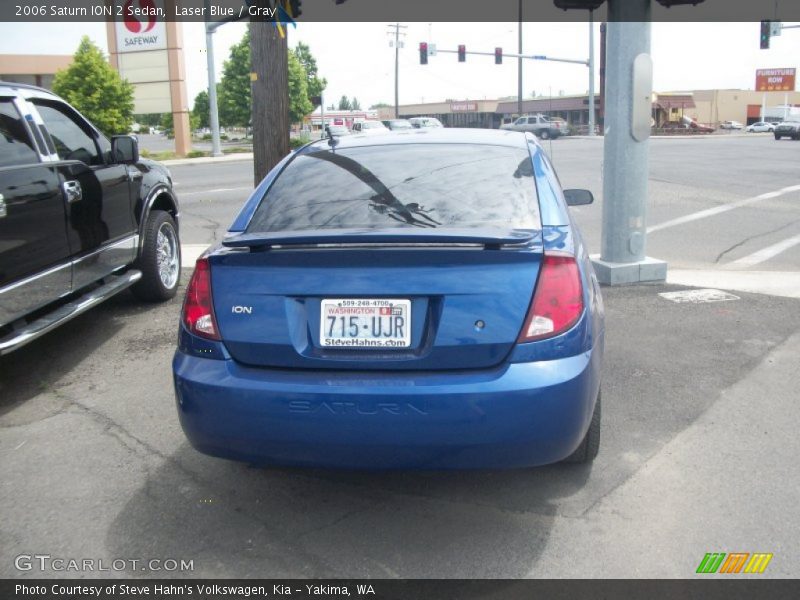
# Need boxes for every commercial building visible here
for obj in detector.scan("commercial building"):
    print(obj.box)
[0,54,72,89]
[378,99,502,129]
[691,89,800,125]
[380,88,800,131]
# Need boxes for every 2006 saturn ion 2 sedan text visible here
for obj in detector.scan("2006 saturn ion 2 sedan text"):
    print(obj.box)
[173,129,604,469]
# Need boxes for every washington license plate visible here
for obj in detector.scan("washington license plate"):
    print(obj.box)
[320,299,411,348]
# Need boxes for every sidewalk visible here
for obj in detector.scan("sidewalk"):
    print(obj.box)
[537,325,800,577]
[162,152,253,167]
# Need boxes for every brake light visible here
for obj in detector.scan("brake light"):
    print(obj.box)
[182,258,220,340]
[518,252,584,342]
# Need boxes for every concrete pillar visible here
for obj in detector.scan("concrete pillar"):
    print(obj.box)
[591,0,667,285]
[166,20,191,157]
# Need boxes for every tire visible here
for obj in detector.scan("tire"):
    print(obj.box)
[540,130,551,140]
[563,391,601,464]
[775,134,781,140]
[131,210,181,302]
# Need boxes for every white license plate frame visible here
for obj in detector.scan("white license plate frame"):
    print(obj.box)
[320,298,411,349]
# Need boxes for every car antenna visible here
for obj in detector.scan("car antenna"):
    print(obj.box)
[325,125,338,151]
[549,87,554,162]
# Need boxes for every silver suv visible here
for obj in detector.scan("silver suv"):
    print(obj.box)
[500,114,563,139]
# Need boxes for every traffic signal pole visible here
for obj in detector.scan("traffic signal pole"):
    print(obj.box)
[591,0,667,284]
[204,0,224,157]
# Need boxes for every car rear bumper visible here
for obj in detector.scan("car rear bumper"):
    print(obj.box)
[173,345,602,470]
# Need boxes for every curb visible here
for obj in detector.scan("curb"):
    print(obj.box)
[162,152,254,167]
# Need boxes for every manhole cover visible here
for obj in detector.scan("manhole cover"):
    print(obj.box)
[659,289,740,304]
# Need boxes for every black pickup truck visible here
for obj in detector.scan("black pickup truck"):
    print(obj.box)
[0,82,181,354]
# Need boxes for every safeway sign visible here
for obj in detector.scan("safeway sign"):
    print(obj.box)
[755,68,796,92]
[115,0,167,53]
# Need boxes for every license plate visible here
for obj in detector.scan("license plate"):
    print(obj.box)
[320,299,411,348]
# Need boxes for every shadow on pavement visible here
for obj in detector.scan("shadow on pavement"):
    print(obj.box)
[106,443,591,578]
[0,289,181,420]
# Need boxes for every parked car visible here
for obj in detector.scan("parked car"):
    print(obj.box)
[351,120,389,135]
[325,124,350,137]
[549,117,571,135]
[501,114,563,140]
[719,120,744,130]
[746,122,775,133]
[774,120,800,140]
[408,117,444,129]
[173,129,604,469]
[0,82,180,354]
[382,119,414,131]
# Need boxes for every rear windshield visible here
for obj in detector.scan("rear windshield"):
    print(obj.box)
[247,143,540,232]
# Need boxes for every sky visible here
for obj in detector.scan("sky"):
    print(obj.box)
[1,21,799,110]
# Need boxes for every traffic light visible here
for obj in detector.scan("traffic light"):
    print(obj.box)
[760,20,771,49]
[458,45,466,62]
[419,42,428,65]
[495,47,503,65]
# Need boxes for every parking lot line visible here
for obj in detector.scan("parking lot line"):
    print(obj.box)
[667,269,800,299]
[647,184,800,234]
[179,186,252,197]
[730,233,800,268]
[181,244,210,267]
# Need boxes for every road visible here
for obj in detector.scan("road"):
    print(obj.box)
[1,134,799,579]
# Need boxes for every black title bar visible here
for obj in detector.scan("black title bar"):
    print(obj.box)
[3,0,800,23]
[3,579,800,600]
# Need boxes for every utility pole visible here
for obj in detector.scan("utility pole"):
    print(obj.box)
[591,0,666,284]
[518,0,523,118]
[387,23,407,118]
[588,10,596,135]
[204,0,223,157]
[599,21,606,127]
[251,1,289,185]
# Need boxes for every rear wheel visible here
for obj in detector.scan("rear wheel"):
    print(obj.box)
[775,134,781,140]
[540,130,551,140]
[132,210,181,302]
[563,391,601,464]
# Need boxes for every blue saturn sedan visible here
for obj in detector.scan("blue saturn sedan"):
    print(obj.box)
[173,129,604,469]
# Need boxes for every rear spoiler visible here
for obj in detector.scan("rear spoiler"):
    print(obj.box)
[222,228,538,250]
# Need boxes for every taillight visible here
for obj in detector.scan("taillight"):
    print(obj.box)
[518,252,584,342]
[182,258,220,340]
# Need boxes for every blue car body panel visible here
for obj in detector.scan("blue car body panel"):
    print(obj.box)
[174,129,604,469]
[173,336,602,469]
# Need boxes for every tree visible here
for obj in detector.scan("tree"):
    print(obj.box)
[293,42,326,107]
[52,36,134,135]
[338,95,352,110]
[351,97,361,110]
[219,30,252,127]
[287,52,312,125]
[192,90,210,129]
[220,29,314,129]
[369,102,391,110]
[134,113,161,127]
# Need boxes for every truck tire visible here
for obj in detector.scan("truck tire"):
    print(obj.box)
[563,391,601,464]
[775,134,781,140]
[540,130,551,140]
[132,210,181,302]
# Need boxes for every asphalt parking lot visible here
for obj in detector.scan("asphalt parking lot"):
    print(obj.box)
[1,134,799,578]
